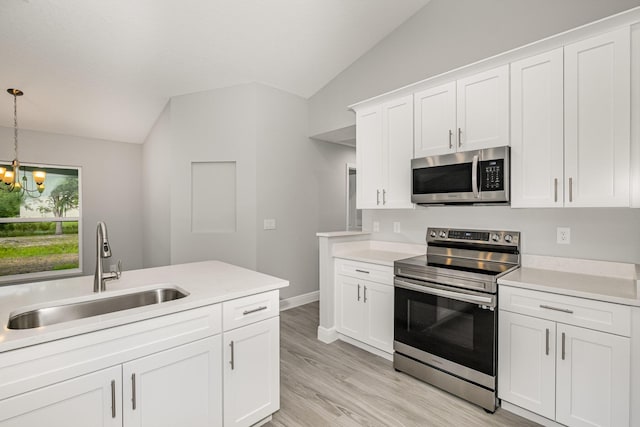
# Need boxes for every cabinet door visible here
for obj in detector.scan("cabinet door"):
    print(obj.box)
[497,311,556,420]
[224,316,280,427]
[336,274,365,339]
[123,336,222,427]
[565,28,631,207]
[0,366,121,427]
[556,324,630,427]
[382,94,414,209]
[456,65,510,151]
[356,105,383,209]
[414,82,457,157]
[510,49,564,208]
[362,281,394,353]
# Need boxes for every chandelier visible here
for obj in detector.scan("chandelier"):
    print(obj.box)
[0,89,46,197]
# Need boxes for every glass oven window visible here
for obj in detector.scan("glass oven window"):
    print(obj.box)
[394,287,495,376]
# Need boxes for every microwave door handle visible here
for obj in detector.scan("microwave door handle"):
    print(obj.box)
[471,155,479,198]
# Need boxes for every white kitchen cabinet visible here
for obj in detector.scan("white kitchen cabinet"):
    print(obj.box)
[0,365,122,427]
[335,259,394,355]
[123,336,222,427]
[499,285,631,427]
[356,94,413,209]
[414,82,457,157]
[223,316,280,427]
[510,48,564,208]
[564,27,631,207]
[456,65,510,151]
[413,66,509,157]
[556,323,631,427]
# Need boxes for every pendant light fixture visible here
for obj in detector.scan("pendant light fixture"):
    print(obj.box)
[1,88,46,196]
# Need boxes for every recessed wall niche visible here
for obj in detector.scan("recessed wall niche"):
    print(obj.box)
[191,161,237,233]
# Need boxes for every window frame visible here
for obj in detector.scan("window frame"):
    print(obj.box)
[0,162,83,285]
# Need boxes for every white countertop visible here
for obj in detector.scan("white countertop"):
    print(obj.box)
[316,231,371,238]
[498,255,640,307]
[332,240,425,266]
[0,261,289,353]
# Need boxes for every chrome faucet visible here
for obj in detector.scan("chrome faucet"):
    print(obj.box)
[94,221,121,292]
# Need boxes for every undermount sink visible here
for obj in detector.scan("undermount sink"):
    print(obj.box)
[7,287,189,330]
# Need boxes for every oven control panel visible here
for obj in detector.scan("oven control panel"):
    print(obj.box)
[427,228,519,246]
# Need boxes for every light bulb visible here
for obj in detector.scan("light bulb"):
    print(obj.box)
[2,170,14,185]
[0,167,5,180]
[33,170,46,185]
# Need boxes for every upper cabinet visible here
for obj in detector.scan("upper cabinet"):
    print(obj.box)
[512,29,631,208]
[414,65,510,158]
[565,28,631,207]
[356,94,414,209]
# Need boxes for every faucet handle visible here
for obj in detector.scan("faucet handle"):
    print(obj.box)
[113,260,122,280]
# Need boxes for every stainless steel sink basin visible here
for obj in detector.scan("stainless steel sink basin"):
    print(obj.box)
[7,287,189,330]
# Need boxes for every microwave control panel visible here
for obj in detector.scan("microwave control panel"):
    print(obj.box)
[480,159,504,191]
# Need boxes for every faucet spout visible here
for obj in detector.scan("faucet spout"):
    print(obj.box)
[94,221,121,292]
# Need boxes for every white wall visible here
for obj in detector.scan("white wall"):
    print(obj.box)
[309,0,640,135]
[0,126,144,276]
[142,102,171,268]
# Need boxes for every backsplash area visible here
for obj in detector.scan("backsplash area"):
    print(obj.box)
[363,207,640,264]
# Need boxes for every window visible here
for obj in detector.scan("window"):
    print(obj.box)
[0,164,82,283]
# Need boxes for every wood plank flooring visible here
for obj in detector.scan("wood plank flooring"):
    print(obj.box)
[266,302,539,427]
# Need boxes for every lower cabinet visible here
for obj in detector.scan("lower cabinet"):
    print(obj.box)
[0,365,122,427]
[499,286,631,427]
[223,316,280,427]
[123,336,222,427]
[336,274,394,354]
[0,337,222,427]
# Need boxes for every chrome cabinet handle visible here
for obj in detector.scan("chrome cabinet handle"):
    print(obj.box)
[363,286,367,303]
[111,380,116,418]
[357,284,361,301]
[561,332,566,360]
[569,177,573,202]
[243,306,267,315]
[458,128,462,147]
[471,155,479,198]
[376,189,380,205]
[230,341,235,370]
[545,328,550,356]
[131,373,136,410]
[382,189,386,205]
[554,178,558,203]
[355,269,370,274]
[540,304,574,314]
[448,129,453,149]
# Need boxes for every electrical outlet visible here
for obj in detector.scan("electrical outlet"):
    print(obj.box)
[373,221,380,232]
[557,227,570,244]
[263,219,276,230]
[393,222,401,233]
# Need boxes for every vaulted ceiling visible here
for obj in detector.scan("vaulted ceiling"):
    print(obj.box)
[0,0,429,144]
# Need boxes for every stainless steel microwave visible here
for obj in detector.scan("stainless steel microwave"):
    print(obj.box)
[411,146,510,204]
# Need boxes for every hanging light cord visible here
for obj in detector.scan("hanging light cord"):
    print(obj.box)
[13,92,18,160]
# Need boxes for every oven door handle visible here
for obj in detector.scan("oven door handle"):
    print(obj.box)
[394,278,494,305]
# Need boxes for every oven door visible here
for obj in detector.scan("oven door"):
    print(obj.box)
[394,277,496,385]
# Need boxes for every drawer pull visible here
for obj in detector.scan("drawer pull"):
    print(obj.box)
[540,304,573,314]
[545,328,549,356]
[243,306,267,315]
[355,269,370,274]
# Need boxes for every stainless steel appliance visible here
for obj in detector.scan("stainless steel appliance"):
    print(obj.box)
[393,227,520,412]
[411,146,510,204]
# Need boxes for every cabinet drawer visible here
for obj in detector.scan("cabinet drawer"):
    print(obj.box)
[334,258,393,285]
[223,290,279,331]
[499,286,631,336]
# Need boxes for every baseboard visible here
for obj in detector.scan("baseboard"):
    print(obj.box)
[337,334,393,361]
[500,401,561,427]
[317,326,338,343]
[279,290,319,311]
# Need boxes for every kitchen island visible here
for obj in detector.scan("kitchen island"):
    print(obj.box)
[0,260,288,427]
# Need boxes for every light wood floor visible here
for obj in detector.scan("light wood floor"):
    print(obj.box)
[266,302,539,427]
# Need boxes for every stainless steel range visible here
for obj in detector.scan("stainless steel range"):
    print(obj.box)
[393,227,520,412]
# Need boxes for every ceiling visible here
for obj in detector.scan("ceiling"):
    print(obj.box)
[0,0,429,144]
